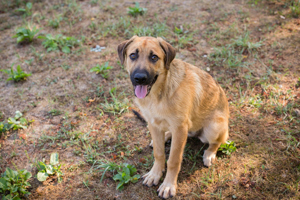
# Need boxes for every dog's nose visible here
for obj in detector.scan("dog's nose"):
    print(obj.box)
[134,73,148,84]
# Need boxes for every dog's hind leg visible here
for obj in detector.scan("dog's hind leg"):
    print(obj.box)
[200,115,228,167]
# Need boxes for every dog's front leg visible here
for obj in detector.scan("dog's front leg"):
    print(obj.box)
[143,123,165,186]
[157,124,188,199]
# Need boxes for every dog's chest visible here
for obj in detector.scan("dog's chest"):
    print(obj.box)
[137,100,170,130]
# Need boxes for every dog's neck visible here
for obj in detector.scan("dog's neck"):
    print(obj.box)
[151,59,186,101]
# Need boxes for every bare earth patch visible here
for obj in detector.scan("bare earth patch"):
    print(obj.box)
[0,0,299,199]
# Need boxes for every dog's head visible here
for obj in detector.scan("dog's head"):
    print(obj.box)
[117,36,176,99]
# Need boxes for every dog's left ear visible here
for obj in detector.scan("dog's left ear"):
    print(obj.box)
[157,37,176,70]
[117,35,137,65]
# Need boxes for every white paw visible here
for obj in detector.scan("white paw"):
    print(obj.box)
[157,180,177,199]
[142,168,163,187]
[203,150,216,167]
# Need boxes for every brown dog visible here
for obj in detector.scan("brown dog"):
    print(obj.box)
[117,36,229,199]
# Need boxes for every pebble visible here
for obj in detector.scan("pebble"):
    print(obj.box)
[90,45,106,52]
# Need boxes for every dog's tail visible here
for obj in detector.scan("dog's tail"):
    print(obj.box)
[132,109,147,124]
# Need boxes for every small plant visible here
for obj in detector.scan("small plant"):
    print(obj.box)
[231,32,263,53]
[90,62,113,79]
[97,161,140,190]
[40,34,79,53]
[0,167,32,199]
[174,26,183,34]
[15,2,32,16]
[1,65,31,82]
[218,140,237,155]
[101,88,129,115]
[8,111,33,130]
[12,26,40,44]
[37,153,63,183]
[290,1,300,18]
[48,109,62,116]
[113,163,140,190]
[127,2,147,17]
[0,111,32,137]
[48,16,63,29]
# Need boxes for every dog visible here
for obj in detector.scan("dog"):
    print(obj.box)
[117,36,229,199]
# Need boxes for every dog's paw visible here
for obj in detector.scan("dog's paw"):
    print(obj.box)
[157,180,176,199]
[203,150,216,167]
[142,168,163,187]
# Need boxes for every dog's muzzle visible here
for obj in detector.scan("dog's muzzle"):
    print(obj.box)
[133,74,158,99]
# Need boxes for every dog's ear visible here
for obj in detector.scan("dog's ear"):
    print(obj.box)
[157,37,176,70]
[117,36,137,65]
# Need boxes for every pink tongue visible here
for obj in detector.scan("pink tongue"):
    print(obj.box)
[135,85,148,99]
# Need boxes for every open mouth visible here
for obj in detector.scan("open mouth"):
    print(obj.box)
[134,75,158,99]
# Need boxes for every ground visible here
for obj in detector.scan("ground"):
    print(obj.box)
[0,0,299,199]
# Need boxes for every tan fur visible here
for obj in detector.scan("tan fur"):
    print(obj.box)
[117,36,229,199]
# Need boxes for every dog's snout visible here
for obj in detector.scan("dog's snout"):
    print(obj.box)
[134,73,148,84]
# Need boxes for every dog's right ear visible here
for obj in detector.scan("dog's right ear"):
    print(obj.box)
[117,36,137,65]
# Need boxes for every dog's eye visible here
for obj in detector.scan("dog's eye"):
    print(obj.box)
[151,55,158,62]
[130,53,137,60]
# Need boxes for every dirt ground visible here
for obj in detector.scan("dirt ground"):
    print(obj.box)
[0,0,299,199]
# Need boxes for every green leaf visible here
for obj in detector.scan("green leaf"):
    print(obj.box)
[14,111,22,119]
[0,178,8,190]
[62,46,70,53]
[45,165,54,175]
[26,2,32,10]
[131,174,140,183]
[113,173,122,181]
[50,153,59,165]
[37,172,48,182]
[116,182,124,190]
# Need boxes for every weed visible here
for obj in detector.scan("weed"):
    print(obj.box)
[218,141,237,156]
[15,2,32,16]
[0,167,32,199]
[40,34,79,53]
[90,0,98,6]
[7,111,33,130]
[90,62,113,79]
[1,65,31,82]
[101,88,129,115]
[12,26,40,44]
[290,1,300,18]
[48,109,62,116]
[37,153,63,183]
[48,16,63,29]
[127,2,147,17]
[97,161,140,190]
[231,32,263,53]
[113,163,140,190]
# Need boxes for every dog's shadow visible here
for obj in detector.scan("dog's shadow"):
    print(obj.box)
[163,137,210,177]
